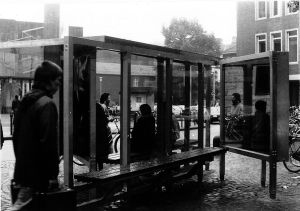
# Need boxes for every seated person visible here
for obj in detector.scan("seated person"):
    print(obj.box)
[230,93,243,117]
[131,104,156,157]
[250,100,270,153]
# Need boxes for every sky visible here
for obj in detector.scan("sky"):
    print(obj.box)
[0,0,238,46]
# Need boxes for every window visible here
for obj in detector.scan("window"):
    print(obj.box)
[133,78,139,87]
[270,31,282,51]
[286,29,298,63]
[136,97,142,103]
[286,1,299,15]
[270,0,282,17]
[255,65,270,95]
[255,33,267,53]
[255,1,267,20]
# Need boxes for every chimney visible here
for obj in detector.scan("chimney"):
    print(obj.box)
[44,4,60,39]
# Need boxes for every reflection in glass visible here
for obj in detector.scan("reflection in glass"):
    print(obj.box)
[130,55,157,157]
[224,65,271,154]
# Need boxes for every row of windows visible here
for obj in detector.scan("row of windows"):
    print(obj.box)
[255,29,298,64]
[255,0,298,20]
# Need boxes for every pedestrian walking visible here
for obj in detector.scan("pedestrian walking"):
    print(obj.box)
[11,61,62,210]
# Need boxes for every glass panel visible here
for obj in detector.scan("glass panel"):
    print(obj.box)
[190,65,199,145]
[130,55,157,157]
[288,31,297,37]
[272,33,280,39]
[97,50,121,157]
[259,41,266,52]
[289,37,298,62]
[258,35,266,40]
[273,1,278,16]
[0,47,43,78]
[273,39,281,51]
[258,1,266,18]
[0,46,62,114]
[224,65,270,154]
[172,63,186,153]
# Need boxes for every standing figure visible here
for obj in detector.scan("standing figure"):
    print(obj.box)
[96,93,113,170]
[12,95,20,116]
[11,61,62,210]
[131,104,156,157]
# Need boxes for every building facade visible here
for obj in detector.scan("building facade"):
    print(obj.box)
[0,4,84,113]
[237,1,299,105]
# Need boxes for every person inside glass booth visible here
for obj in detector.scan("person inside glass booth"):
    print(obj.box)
[131,104,156,157]
[250,100,270,153]
[230,93,243,117]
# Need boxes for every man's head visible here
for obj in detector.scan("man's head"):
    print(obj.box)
[232,93,241,106]
[140,104,152,116]
[33,61,63,96]
[255,100,267,113]
[100,93,111,106]
[15,95,19,100]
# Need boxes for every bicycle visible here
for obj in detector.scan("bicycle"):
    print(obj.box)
[283,137,300,173]
[283,120,300,173]
[110,117,121,153]
[225,115,244,142]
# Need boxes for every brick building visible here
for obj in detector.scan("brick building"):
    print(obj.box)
[0,4,84,113]
[237,1,299,105]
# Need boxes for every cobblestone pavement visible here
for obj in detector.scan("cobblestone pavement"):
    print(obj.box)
[2,144,300,211]
[2,113,300,210]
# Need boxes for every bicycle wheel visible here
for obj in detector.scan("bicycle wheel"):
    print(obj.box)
[283,139,300,173]
[113,134,120,153]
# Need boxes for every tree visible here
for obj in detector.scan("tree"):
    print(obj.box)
[288,0,299,11]
[162,18,222,57]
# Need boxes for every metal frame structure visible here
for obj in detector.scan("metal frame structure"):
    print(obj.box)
[220,51,289,199]
[0,36,219,189]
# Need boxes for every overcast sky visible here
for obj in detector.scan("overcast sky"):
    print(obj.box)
[1,0,238,46]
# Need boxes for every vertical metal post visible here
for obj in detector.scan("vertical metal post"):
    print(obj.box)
[269,52,277,199]
[198,63,204,149]
[63,36,74,187]
[197,63,204,185]
[166,59,173,154]
[89,53,97,171]
[205,66,212,170]
[205,65,212,148]
[184,62,191,151]
[120,52,131,166]
[157,58,165,155]
[220,65,226,144]
[261,160,266,187]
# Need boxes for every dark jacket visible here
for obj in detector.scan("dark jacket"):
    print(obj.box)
[13,89,59,191]
[251,111,270,152]
[96,103,112,161]
[131,115,156,155]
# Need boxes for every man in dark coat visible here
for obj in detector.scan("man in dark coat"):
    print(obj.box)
[96,93,113,170]
[12,61,62,210]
